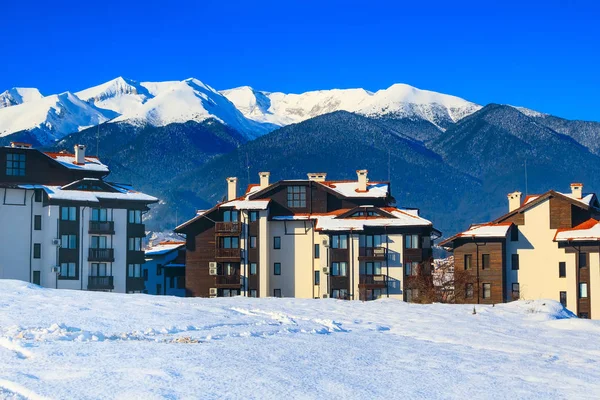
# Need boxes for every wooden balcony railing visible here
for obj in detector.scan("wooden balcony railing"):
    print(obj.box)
[88,248,115,262]
[215,248,241,259]
[126,277,145,292]
[358,247,387,259]
[88,276,114,290]
[215,222,242,234]
[89,221,115,234]
[215,275,241,286]
[359,274,387,286]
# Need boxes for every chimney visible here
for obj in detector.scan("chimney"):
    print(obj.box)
[74,144,86,165]
[570,183,583,199]
[507,191,522,212]
[356,169,368,192]
[307,172,327,182]
[226,177,238,201]
[259,172,270,189]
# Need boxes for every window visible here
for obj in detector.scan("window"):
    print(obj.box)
[464,254,472,270]
[92,236,108,249]
[34,189,42,202]
[579,283,588,298]
[157,284,162,295]
[143,269,149,281]
[249,236,257,249]
[60,206,77,221]
[220,288,240,297]
[559,262,566,278]
[220,236,239,249]
[223,210,239,222]
[314,270,320,285]
[364,262,382,275]
[465,283,474,299]
[223,263,236,276]
[405,288,412,302]
[60,262,77,278]
[33,243,41,259]
[273,236,281,249]
[314,244,320,258]
[90,263,108,276]
[482,254,490,270]
[332,289,348,299]
[405,261,419,276]
[274,262,281,275]
[128,210,142,224]
[578,252,587,268]
[249,211,259,222]
[32,271,41,285]
[91,208,108,222]
[6,153,26,176]
[128,264,142,278]
[579,312,589,319]
[512,283,520,299]
[511,254,519,270]
[559,291,567,307]
[274,289,282,297]
[250,263,257,275]
[482,283,491,299]
[249,289,257,298]
[360,234,385,248]
[331,262,347,276]
[331,235,348,249]
[405,234,419,249]
[287,186,306,208]
[61,234,77,249]
[34,215,42,230]
[170,277,175,288]
[157,264,162,276]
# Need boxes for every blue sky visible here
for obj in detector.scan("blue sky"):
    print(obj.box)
[2,0,599,120]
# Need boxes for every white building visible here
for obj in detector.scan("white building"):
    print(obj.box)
[0,142,158,292]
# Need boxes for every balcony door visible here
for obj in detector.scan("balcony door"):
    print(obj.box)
[90,263,110,277]
[91,236,107,249]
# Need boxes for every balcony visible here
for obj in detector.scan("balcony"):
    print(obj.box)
[127,223,146,237]
[358,247,387,260]
[215,248,241,260]
[88,248,115,262]
[126,277,145,292]
[359,274,387,287]
[215,222,242,235]
[127,250,146,264]
[215,274,241,287]
[88,276,114,291]
[89,221,115,234]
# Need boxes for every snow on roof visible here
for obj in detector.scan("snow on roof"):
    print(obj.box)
[221,198,270,210]
[458,223,512,239]
[26,181,158,203]
[145,242,185,256]
[321,181,389,198]
[44,152,109,172]
[554,219,600,242]
[314,208,431,231]
[524,193,595,207]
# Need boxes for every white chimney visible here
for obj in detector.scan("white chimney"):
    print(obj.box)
[356,169,368,192]
[508,191,522,212]
[259,172,270,189]
[226,177,238,201]
[307,172,327,182]
[570,183,583,199]
[74,144,86,165]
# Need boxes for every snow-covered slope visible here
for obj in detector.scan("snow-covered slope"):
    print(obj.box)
[1,280,599,399]
[112,78,274,139]
[0,88,44,108]
[0,92,113,145]
[222,83,482,130]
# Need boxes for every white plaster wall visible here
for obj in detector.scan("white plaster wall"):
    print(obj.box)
[0,188,33,282]
[258,210,270,298]
[112,208,128,293]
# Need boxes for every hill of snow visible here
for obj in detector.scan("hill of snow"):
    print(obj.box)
[1,280,599,399]
[0,88,44,108]
[222,83,482,130]
[0,92,113,145]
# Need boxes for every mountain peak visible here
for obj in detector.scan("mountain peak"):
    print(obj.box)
[0,87,44,108]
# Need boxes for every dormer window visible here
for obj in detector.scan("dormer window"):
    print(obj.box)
[350,210,381,218]
[287,186,306,208]
[6,153,26,176]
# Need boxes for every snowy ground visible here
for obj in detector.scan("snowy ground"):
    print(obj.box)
[1,281,599,399]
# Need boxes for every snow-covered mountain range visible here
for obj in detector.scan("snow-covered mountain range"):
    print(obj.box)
[0,77,485,145]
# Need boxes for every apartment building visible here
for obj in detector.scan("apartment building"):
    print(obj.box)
[0,142,158,292]
[144,241,186,296]
[175,170,441,301]
[440,183,600,319]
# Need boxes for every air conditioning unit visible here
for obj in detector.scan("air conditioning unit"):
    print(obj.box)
[208,262,217,269]
[322,266,330,275]
[209,288,217,298]
[209,267,218,276]
[51,266,60,274]
[321,238,329,247]
[322,294,329,299]
[51,238,61,246]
